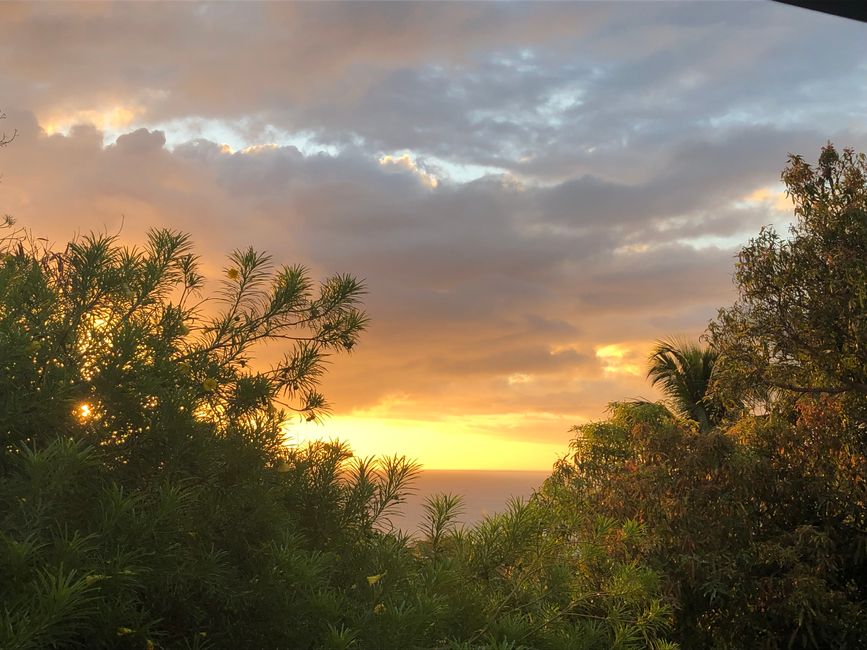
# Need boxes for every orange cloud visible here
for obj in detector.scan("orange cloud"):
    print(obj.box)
[742,186,794,213]
[0,119,753,470]
[40,105,142,136]
[595,343,643,376]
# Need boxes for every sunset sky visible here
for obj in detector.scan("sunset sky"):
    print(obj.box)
[1,2,865,469]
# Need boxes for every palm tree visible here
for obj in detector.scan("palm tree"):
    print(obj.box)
[647,338,723,432]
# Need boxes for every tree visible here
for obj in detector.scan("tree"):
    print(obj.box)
[646,338,723,432]
[708,144,867,408]
[0,224,678,649]
[0,224,415,649]
[0,107,15,148]
[544,400,867,648]
[0,225,368,460]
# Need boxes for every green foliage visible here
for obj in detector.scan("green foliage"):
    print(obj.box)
[550,144,867,649]
[545,400,867,648]
[8,141,862,649]
[0,225,385,649]
[708,143,867,407]
[646,338,725,432]
[0,224,674,649]
[388,496,675,650]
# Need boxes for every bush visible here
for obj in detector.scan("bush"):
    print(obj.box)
[0,224,673,649]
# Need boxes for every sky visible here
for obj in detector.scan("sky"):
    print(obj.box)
[1,2,865,469]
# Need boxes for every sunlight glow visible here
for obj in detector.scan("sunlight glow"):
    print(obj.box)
[595,344,642,376]
[595,343,627,359]
[193,403,218,422]
[241,143,280,155]
[282,412,567,470]
[78,403,93,419]
[379,153,439,188]
[614,242,652,255]
[740,185,794,213]
[41,105,141,136]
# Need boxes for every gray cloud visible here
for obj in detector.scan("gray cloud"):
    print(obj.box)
[0,116,816,428]
[1,1,864,457]
[3,2,865,173]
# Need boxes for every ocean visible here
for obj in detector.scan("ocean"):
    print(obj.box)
[388,469,551,536]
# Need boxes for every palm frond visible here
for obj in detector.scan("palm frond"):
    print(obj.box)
[647,337,721,432]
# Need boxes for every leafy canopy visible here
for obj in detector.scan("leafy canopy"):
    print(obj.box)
[0,222,367,459]
[0,223,675,650]
[709,144,867,407]
[547,143,867,649]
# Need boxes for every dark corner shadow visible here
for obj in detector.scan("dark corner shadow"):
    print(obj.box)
[771,1,867,24]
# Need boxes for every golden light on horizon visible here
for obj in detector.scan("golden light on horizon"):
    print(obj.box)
[283,412,569,471]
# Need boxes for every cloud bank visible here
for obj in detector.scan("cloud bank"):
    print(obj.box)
[1,2,865,467]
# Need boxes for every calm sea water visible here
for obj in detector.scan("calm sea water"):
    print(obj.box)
[388,470,551,535]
